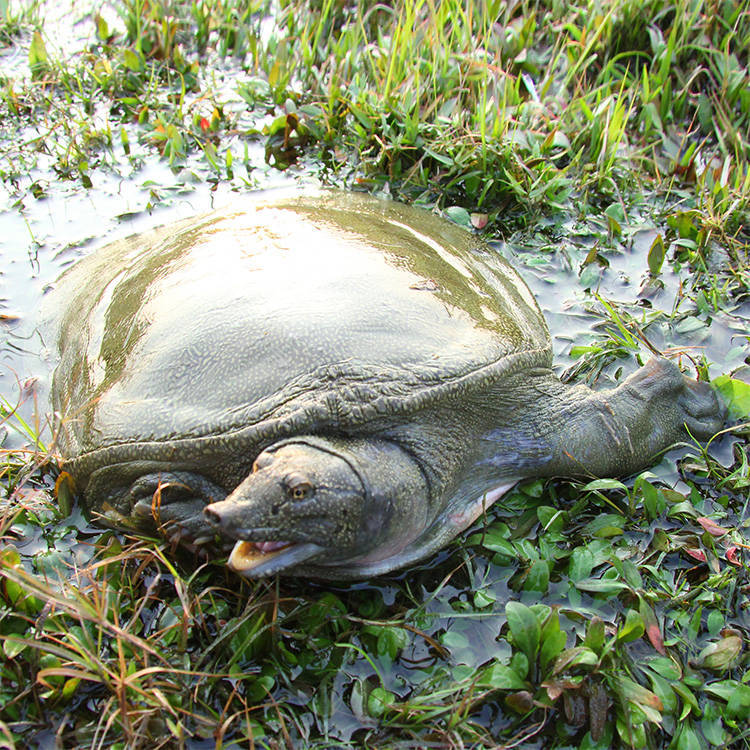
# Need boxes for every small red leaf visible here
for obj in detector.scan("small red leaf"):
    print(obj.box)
[697,517,729,537]
[199,117,210,132]
[685,548,707,562]
[726,547,741,566]
[646,623,666,655]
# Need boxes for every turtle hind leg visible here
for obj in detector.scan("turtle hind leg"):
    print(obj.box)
[536,358,726,479]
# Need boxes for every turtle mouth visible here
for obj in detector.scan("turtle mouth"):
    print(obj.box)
[227,539,324,577]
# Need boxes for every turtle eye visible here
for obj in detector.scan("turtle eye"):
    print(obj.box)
[288,481,313,501]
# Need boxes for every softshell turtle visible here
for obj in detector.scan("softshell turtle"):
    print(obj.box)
[51,192,725,579]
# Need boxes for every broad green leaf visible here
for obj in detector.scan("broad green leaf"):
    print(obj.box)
[2,638,26,659]
[443,205,472,228]
[95,13,109,40]
[700,700,727,745]
[713,375,750,419]
[29,31,48,78]
[367,687,393,717]
[473,589,497,608]
[581,478,628,493]
[505,601,540,665]
[523,560,550,593]
[62,677,81,701]
[648,233,665,275]
[510,652,529,680]
[634,476,664,520]
[574,578,629,594]
[348,104,373,130]
[677,724,702,750]
[671,680,700,719]
[726,683,750,718]
[704,679,738,702]
[612,558,642,589]
[579,263,601,289]
[604,203,623,236]
[537,505,564,531]
[646,656,682,681]
[376,626,409,660]
[552,646,598,675]
[480,663,527,691]
[646,672,677,714]
[617,609,645,643]
[696,636,743,672]
[583,513,626,538]
[568,546,594,581]
[675,316,706,334]
[616,714,647,747]
[540,611,567,672]
[122,48,142,72]
[584,616,605,653]
[616,675,663,712]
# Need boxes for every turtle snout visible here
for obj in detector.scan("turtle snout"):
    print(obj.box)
[204,496,272,535]
[203,500,233,529]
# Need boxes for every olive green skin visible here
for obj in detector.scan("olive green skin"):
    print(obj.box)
[52,192,725,578]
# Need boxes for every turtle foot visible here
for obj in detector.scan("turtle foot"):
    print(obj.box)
[129,472,226,545]
[677,379,727,441]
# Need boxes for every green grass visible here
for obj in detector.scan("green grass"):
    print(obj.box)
[1,0,749,747]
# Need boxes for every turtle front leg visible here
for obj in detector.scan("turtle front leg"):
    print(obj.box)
[128,472,228,546]
[536,358,726,478]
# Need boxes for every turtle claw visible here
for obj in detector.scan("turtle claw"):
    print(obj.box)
[133,499,155,518]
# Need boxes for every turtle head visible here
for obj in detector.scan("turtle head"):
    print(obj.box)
[203,436,429,577]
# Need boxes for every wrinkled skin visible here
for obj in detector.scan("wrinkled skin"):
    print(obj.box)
[51,191,727,579]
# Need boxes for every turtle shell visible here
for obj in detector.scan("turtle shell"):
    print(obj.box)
[52,192,550,493]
